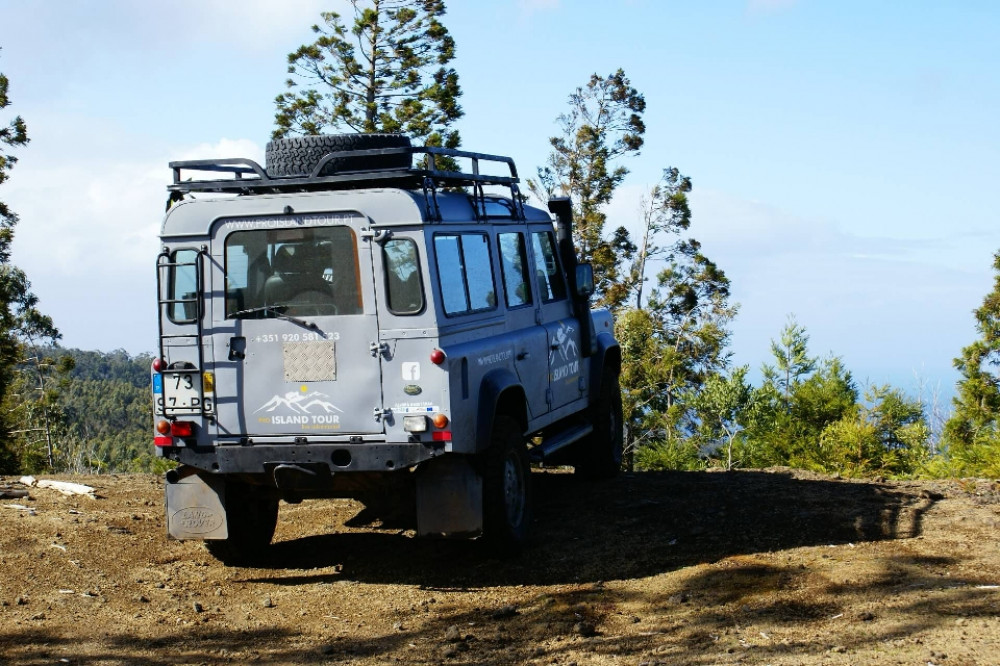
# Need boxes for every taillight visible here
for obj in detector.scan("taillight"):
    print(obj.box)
[155,420,170,435]
[170,421,195,438]
[429,349,445,365]
[431,413,449,429]
[153,436,173,447]
[151,358,164,373]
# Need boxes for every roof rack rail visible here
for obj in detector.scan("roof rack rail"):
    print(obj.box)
[168,145,520,195]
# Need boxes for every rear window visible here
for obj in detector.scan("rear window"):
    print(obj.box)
[167,249,200,324]
[224,226,363,318]
[383,238,424,315]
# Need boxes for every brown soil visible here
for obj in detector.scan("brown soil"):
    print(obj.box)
[1,468,999,665]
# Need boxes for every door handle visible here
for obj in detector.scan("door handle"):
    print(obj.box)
[228,336,246,361]
[517,350,530,361]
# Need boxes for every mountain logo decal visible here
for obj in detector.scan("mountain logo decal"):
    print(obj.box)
[254,391,344,415]
[254,390,344,428]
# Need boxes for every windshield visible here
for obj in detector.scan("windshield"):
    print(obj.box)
[224,226,363,318]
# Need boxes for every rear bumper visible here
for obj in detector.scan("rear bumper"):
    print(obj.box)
[161,441,446,475]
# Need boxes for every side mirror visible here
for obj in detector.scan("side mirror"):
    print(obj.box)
[575,264,595,299]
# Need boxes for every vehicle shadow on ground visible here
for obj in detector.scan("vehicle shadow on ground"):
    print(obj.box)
[4,554,994,666]
[250,469,938,587]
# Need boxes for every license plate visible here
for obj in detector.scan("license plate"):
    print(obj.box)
[160,371,205,415]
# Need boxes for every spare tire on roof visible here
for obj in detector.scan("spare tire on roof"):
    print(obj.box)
[265,133,412,178]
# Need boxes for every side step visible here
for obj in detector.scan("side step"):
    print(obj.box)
[528,423,593,464]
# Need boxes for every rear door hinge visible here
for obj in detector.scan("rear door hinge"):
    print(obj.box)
[373,407,392,422]
[370,341,390,357]
[360,228,392,244]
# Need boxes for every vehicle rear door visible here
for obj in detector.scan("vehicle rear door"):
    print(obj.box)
[209,214,384,438]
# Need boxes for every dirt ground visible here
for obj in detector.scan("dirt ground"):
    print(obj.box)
[1,468,999,666]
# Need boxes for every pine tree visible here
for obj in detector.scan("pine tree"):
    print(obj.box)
[630,168,692,310]
[273,0,462,150]
[0,53,27,253]
[532,70,739,471]
[744,320,853,469]
[762,315,815,408]
[819,384,929,477]
[943,251,1000,476]
[0,51,61,472]
[619,236,737,470]
[527,69,645,309]
[690,365,756,470]
[4,349,74,471]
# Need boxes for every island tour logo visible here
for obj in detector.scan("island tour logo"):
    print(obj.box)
[550,322,580,381]
[254,387,344,427]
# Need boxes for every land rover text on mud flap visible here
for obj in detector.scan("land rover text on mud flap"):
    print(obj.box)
[153,134,623,562]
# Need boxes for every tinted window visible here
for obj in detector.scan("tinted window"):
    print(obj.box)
[383,238,424,314]
[225,226,363,318]
[435,235,466,314]
[531,231,567,303]
[498,232,532,308]
[434,233,497,316]
[168,249,199,324]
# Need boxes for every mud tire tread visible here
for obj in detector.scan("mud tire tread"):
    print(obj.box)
[265,134,412,177]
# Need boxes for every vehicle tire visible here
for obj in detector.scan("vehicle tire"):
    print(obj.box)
[205,481,279,566]
[576,370,624,480]
[483,415,532,554]
[265,133,412,177]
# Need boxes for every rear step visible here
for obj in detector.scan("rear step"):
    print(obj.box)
[528,423,593,464]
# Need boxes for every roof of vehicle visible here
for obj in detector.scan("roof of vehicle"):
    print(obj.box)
[161,188,553,238]
[167,146,518,195]
[161,145,554,238]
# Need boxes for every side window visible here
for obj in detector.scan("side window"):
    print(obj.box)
[224,244,252,316]
[383,238,424,315]
[531,231,567,303]
[498,232,532,308]
[434,233,497,316]
[168,249,199,323]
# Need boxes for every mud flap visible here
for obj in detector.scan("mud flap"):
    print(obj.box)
[416,456,483,538]
[165,471,228,540]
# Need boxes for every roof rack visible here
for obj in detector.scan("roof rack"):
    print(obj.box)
[167,145,526,220]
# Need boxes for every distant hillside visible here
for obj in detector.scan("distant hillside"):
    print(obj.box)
[64,348,153,387]
[55,348,158,473]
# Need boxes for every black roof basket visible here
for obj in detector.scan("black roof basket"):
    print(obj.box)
[170,146,521,191]
[167,145,526,220]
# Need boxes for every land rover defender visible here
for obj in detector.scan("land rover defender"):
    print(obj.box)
[153,134,622,561]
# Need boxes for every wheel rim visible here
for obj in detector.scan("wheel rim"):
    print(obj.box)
[503,452,526,528]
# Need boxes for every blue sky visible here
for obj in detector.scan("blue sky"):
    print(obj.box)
[1,0,998,406]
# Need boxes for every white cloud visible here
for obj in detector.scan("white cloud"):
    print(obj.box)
[172,138,265,165]
[8,155,164,352]
[6,122,263,353]
[604,185,985,394]
[172,0,330,53]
